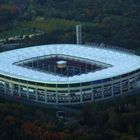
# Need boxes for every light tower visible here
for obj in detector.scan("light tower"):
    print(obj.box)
[76,24,82,44]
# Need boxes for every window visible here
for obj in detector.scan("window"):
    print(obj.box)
[20,86,27,98]
[93,87,102,99]
[82,88,91,91]
[82,88,91,101]
[28,88,36,94]
[19,79,27,84]
[112,76,120,80]
[0,80,5,85]
[122,80,128,92]
[135,69,140,73]
[129,71,136,76]
[81,82,91,86]
[103,84,112,97]
[129,77,136,90]
[37,89,45,102]
[20,86,27,94]
[57,84,68,88]
[70,90,80,103]
[12,78,19,82]
[58,90,68,96]
[28,81,36,85]
[69,83,80,87]
[47,90,56,95]
[13,84,19,96]
[46,83,56,88]
[121,73,128,78]
[47,97,56,103]
[102,78,111,83]
[37,89,45,95]
[113,82,120,95]
[0,74,4,78]
[92,80,102,84]
[37,82,45,87]
[0,80,5,92]
[4,76,11,80]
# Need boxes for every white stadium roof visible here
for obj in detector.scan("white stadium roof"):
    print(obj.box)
[0,44,140,84]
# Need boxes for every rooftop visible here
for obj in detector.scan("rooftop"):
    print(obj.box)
[0,44,140,84]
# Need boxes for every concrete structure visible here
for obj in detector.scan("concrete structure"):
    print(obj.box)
[0,44,140,105]
[76,24,82,44]
[57,61,67,68]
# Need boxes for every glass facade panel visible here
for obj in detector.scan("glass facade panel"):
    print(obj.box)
[28,81,36,85]
[12,78,19,82]
[58,97,69,103]
[46,84,56,88]
[28,87,36,100]
[47,95,56,103]
[121,73,128,78]
[113,76,120,80]
[0,74,4,78]
[82,89,91,101]
[20,86,27,98]
[19,79,27,84]
[122,80,128,92]
[0,69,138,105]
[81,82,91,86]
[113,82,120,95]
[57,84,68,88]
[70,90,80,103]
[0,80,5,93]
[93,87,102,99]
[4,76,11,80]
[47,90,56,95]
[47,90,56,103]
[102,78,111,83]
[129,77,136,90]
[135,69,140,73]
[92,80,102,84]
[13,84,19,96]
[69,83,80,87]
[37,89,45,102]
[129,71,136,76]
[103,84,112,97]
[58,90,69,103]
[5,82,12,95]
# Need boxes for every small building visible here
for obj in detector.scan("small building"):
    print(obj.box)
[56,111,64,119]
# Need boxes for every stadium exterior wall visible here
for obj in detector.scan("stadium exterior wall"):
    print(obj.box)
[0,69,140,105]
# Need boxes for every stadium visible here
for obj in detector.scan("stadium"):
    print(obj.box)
[0,44,140,105]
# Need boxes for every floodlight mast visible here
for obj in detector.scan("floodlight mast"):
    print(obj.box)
[76,24,82,44]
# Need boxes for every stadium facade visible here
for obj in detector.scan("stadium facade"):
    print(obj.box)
[0,44,140,105]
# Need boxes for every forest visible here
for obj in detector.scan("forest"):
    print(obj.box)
[0,94,140,140]
[0,0,140,49]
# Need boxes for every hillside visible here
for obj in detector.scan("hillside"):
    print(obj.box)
[0,0,140,48]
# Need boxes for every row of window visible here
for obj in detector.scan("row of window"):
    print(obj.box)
[0,78,136,104]
[0,78,136,94]
[0,70,139,88]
